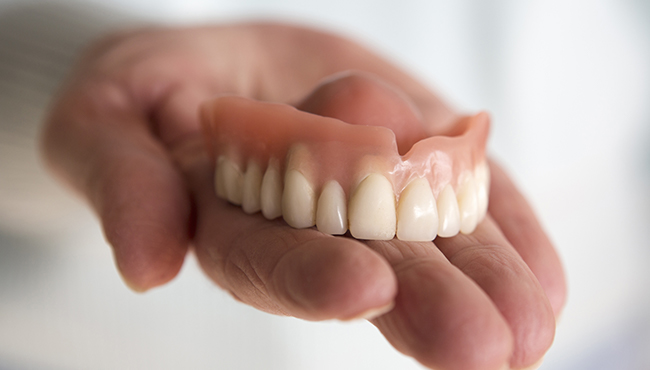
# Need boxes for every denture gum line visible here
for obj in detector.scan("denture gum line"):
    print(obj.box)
[204,96,490,242]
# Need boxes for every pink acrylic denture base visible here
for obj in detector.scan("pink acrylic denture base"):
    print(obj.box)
[201,96,489,201]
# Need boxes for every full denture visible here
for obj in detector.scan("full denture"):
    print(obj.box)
[201,76,490,242]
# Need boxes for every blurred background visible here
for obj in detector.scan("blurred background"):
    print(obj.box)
[0,0,648,369]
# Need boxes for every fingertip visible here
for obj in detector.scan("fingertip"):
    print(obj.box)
[271,237,397,321]
[296,72,428,154]
[95,155,192,292]
[108,220,188,292]
[344,300,395,321]
[544,263,568,318]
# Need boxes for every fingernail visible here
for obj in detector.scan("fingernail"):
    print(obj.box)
[344,301,395,321]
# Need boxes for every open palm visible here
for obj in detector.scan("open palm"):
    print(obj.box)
[42,23,566,370]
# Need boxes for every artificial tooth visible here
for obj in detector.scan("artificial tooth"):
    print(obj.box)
[474,162,490,221]
[222,158,244,205]
[260,162,283,219]
[475,160,490,182]
[214,156,227,199]
[316,180,347,235]
[282,170,316,228]
[457,175,479,234]
[396,178,438,241]
[437,184,461,237]
[476,181,489,221]
[242,161,263,214]
[348,174,396,240]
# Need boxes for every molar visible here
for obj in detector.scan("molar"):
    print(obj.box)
[282,170,316,228]
[316,180,348,235]
[457,175,479,234]
[437,184,461,237]
[242,160,263,214]
[260,160,283,220]
[348,173,396,240]
[396,178,438,241]
[221,157,244,205]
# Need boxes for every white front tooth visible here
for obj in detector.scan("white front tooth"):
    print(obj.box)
[316,180,347,235]
[222,158,244,205]
[348,174,396,240]
[475,162,490,221]
[396,178,438,242]
[458,176,479,234]
[214,156,227,199]
[260,162,283,219]
[282,170,316,228]
[437,184,460,237]
[242,161,263,214]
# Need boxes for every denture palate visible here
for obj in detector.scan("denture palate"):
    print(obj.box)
[202,96,490,242]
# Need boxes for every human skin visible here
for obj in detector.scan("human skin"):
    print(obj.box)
[41,23,566,370]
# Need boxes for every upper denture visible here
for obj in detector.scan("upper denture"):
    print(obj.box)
[201,74,490,241]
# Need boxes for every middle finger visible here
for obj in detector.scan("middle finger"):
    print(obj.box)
[434,217,556,369]
[367,238,514,370]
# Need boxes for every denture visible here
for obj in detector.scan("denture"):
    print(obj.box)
[201,74,490,241]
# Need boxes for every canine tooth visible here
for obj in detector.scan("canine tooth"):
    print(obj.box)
[396,178,438,241]
[282,170,316,228]
[437,184,460,237]
[475,162,490,221]
[457,176,479,234]
[242,161,263,214]
[222,158,244,205]
[214,156,227,199]
[260,162,283,219]
[316,180,347,235]
[348,174,396,240]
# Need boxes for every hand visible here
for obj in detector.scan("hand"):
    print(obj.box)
[41,23,566,370]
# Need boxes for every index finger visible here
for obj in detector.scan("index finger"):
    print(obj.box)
[176,137,398,321]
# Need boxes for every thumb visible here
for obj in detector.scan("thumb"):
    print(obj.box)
[41,80,192,291]
[295,71,428,155]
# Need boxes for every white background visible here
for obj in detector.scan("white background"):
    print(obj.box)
[0,0,649,369]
